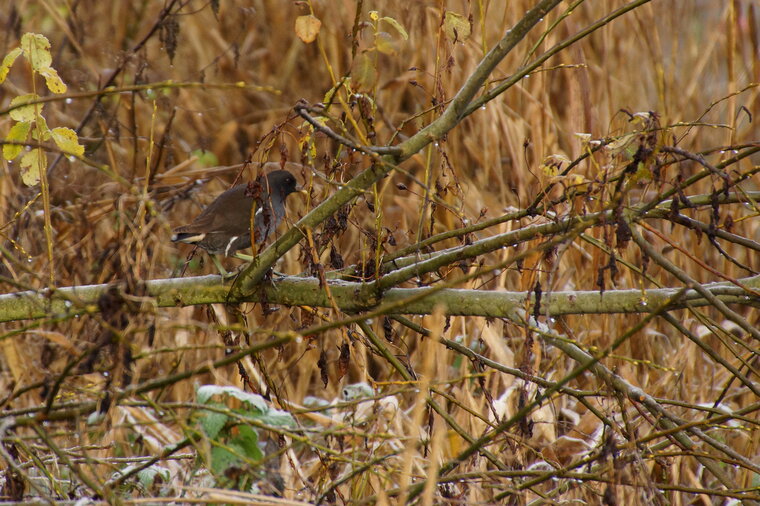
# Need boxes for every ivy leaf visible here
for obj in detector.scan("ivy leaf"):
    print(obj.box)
[20,148,46,186]
[295,15,322,43]
[3,121,31,160]
[20,33,53,71]
[50,127,84,157]
[0,47,22,83]
[443,11,471,43]
[9,94,41,122]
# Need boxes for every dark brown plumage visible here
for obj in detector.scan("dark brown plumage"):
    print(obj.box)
[171,170,299,256]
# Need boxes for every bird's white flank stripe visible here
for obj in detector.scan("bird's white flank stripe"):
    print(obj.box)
[172,233,206,243]
[224,236,239,256]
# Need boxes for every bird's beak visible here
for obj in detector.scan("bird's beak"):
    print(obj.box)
[296,187,309,198]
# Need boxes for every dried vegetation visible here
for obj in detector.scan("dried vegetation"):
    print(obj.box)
[0,0,759,504]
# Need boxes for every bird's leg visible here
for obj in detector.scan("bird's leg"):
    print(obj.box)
[208,255,233,279]
[233,252,286,277]
[233,252,253,262]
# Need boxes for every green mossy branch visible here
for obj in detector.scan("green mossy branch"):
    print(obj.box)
[1,272,758,325]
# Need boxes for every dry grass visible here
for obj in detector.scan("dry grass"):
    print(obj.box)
[0,0,759,504]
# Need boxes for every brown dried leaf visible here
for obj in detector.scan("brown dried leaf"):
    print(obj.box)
[295,15,322,44]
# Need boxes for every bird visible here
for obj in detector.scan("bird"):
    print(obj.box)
[171,169,300,273]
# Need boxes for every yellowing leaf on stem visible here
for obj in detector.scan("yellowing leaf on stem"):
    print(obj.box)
[632,163,653,183]
[0,47,22,83]
[375,32,396,55]
[31,114,50,141]
[605,133,638,157]
[541,154,570,177]
[50,127,84,157]
[295,15,322,43]
[20,148,46,186]
[9,94,41,122]
[444,11,471,43]
[380,16,408,40]
[20,32,52,71]
[3,121,31,160]
[38,67,67,94]
[353,52,377,92]
[298,122,318,159]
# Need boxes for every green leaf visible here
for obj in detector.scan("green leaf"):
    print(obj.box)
[323,79,351,106]
[0,47,22,83]
[380,16,408,40]
[250,409,296,427]
[191,149,218,168]
[20,33,52,71]
[136,464,170,488]
[232,425,262,461]
[443,11,471,43]
[19,148,46,186]
[196,385,295,428]
[3,121,31,160]
[38,66,67,94]
[342,382,374,401]
[210,445,240,475]
[199,403,229,439]
[197,385,268,413]
[50,127,84,157]
[9,94,41,122]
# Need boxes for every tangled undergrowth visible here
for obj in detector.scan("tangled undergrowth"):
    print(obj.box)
[0,1,758,504]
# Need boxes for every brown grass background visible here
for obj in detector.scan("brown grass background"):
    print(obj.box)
[0,0,759,504]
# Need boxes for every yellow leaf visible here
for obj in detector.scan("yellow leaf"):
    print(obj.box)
[20,148,46,186]
[443,11,471,43]
[353,52,377,92]
[9,94,41,122]
[3,121,31,160]
[21,32,52,71]
[33,114,51,141]
[540,154,570,178]
[369,11,379,21]
[541,163,559,177]
[380,16,408,40]
[604,133,638,156]
[38,66,67,94]
[298,122,318,159]
[0,47,22,83]
[1,340,24,382]
[295,15,322,44]
[50,127,84,157]
[375,32,395,55]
